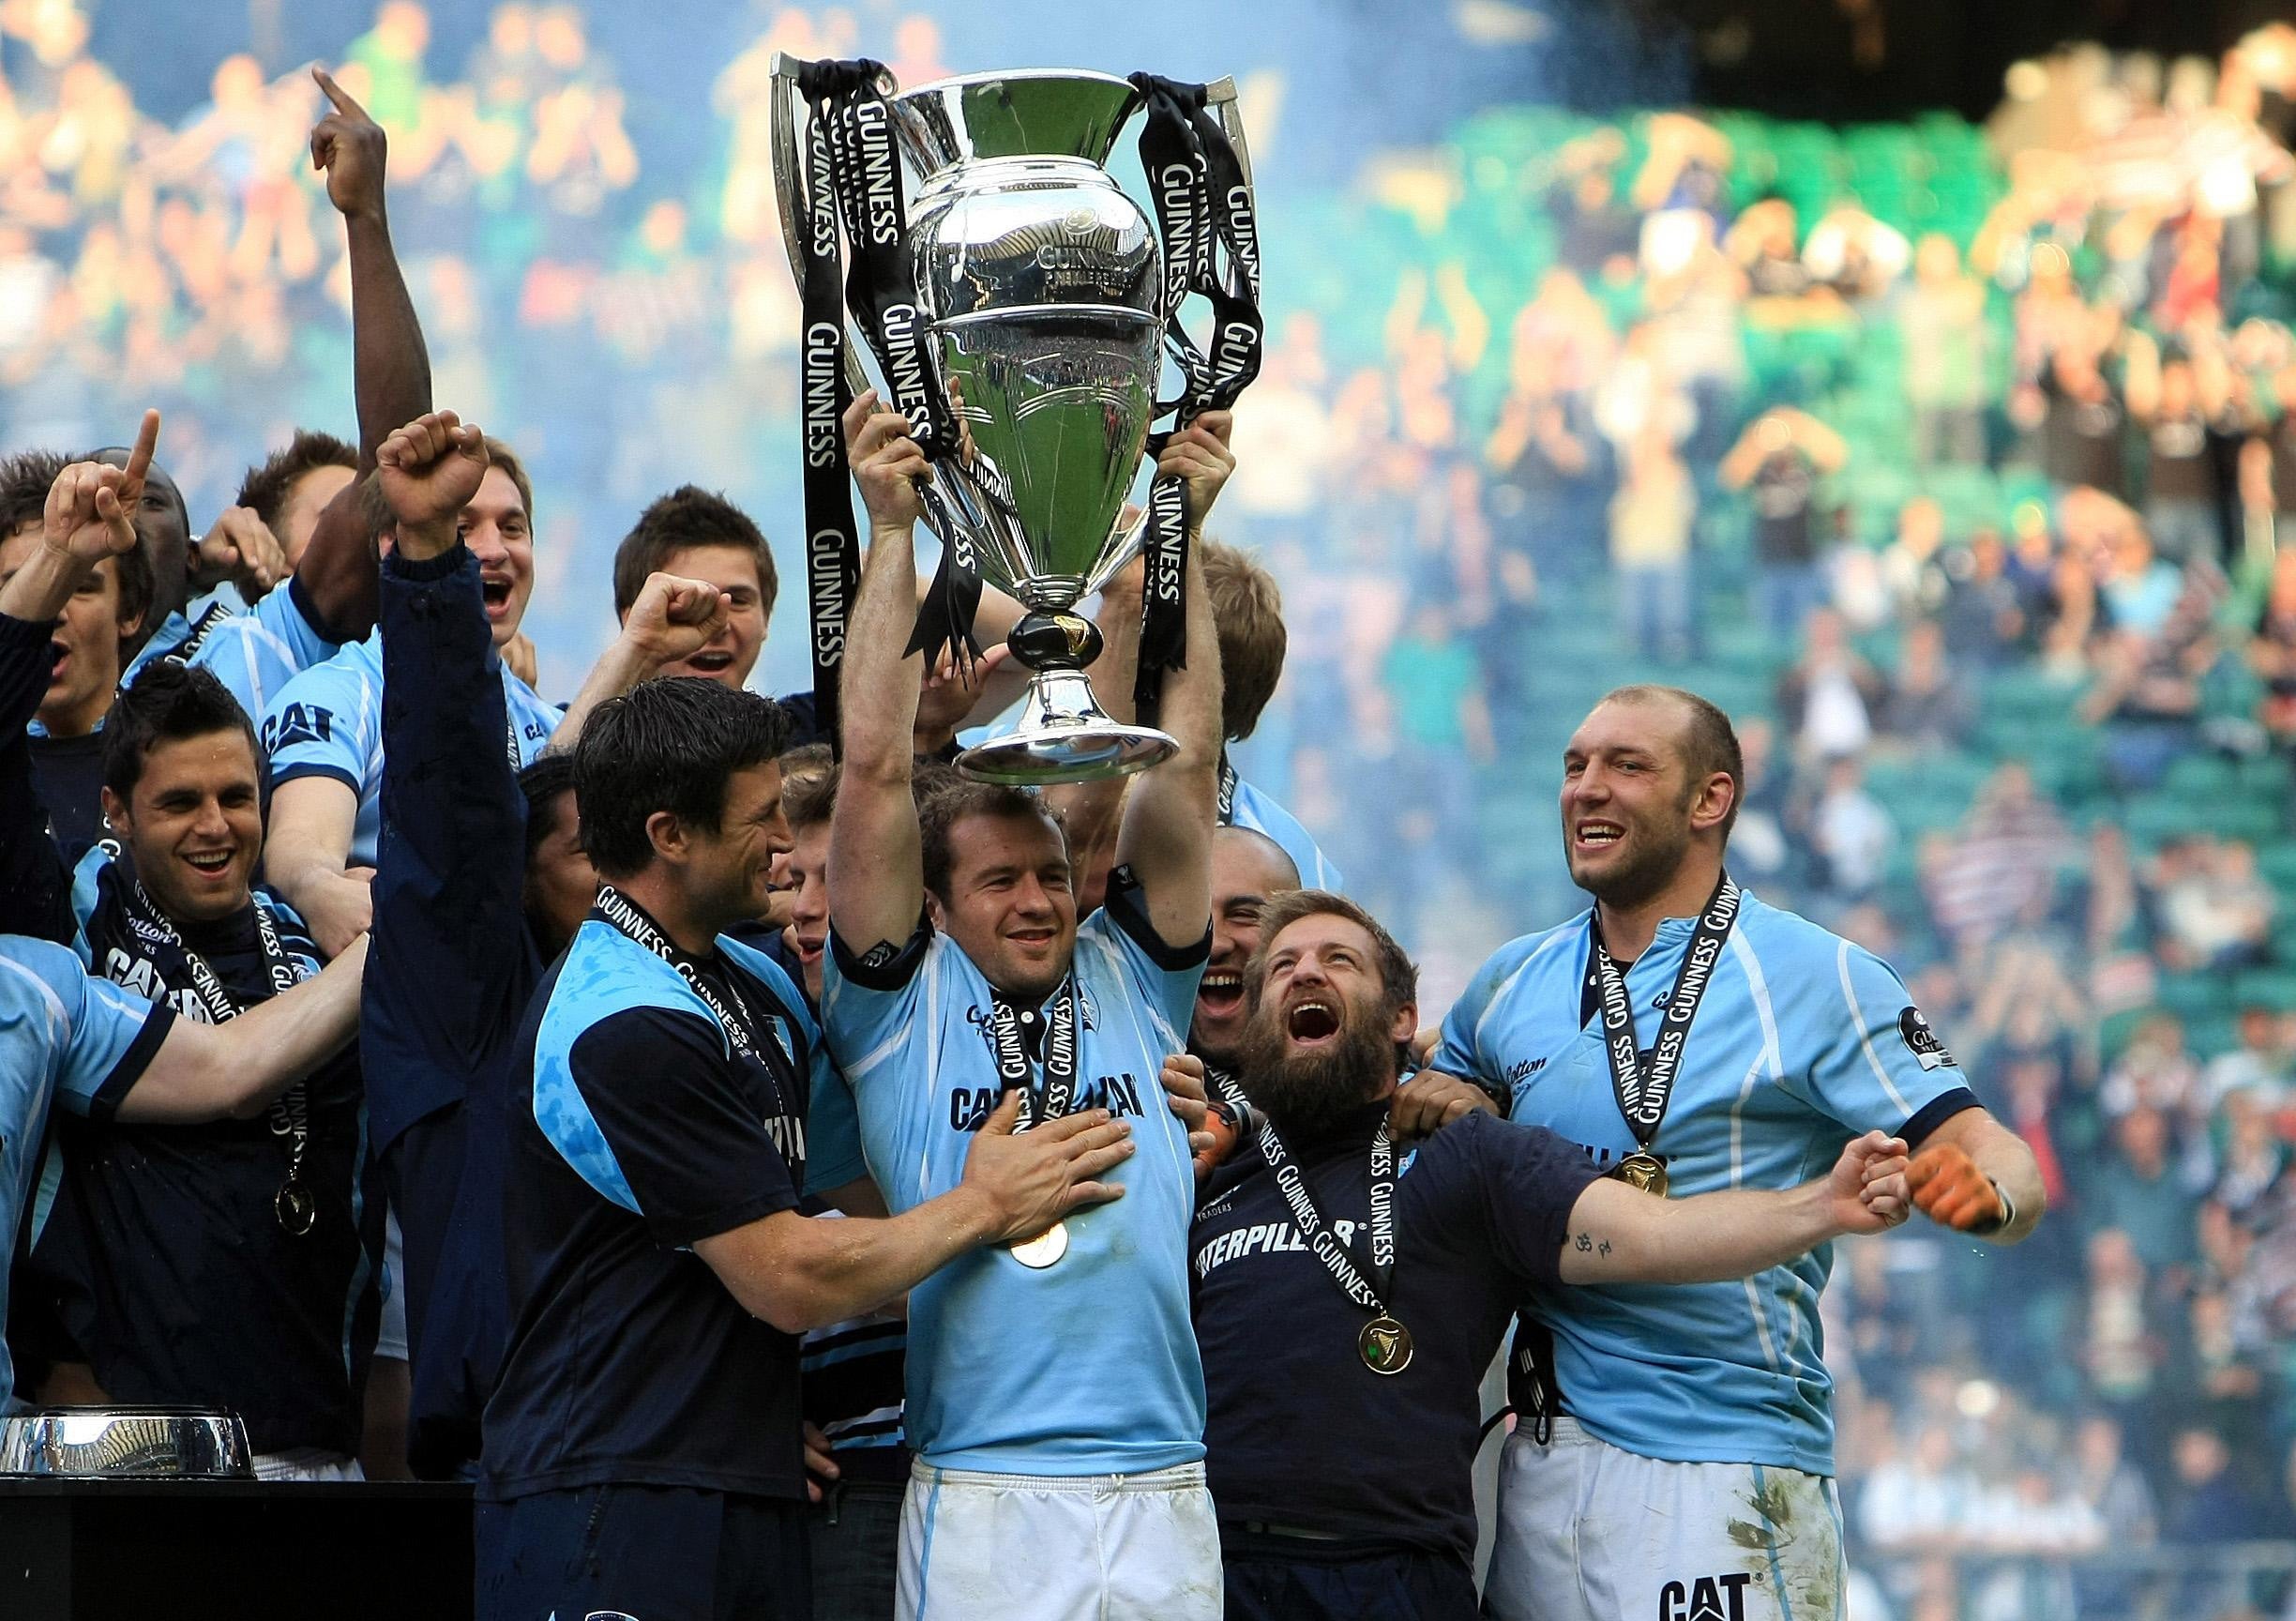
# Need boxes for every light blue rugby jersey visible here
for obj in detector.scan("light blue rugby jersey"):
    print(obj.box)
[0,936,172,1407]
[819,882,1208,1476]
[1433,888,1978,1477]
[1226,776,1343,892]
[259,630,560,866]
[123,582,342,723]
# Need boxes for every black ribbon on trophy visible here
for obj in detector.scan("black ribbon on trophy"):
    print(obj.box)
[1586,872,1743,1198]
[1125,73,1262,726]
[791,58,966,751]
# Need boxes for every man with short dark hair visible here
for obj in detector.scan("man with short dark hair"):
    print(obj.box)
[479,674,1133,1621]
[18,661,382,1480]
[1193,824,1299,1082]
[1186,889,1913,1620]
[0,449,374,1431]
[234,429,359,561]
[1421,683,2047,1621]
[609,483,778,687]
[355,410,729,1477]
[824,394,1226,1620]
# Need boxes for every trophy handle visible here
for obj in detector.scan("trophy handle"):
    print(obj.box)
[768,51,873,402]
[1203,76,1255,190]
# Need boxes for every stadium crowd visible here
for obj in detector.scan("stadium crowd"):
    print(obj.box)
[0,2,2293,1617]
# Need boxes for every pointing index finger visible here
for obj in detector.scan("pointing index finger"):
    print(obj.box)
[311,66,370,123]
[121,408,159,494]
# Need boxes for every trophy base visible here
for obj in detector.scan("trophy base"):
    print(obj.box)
[955,667,1177,786]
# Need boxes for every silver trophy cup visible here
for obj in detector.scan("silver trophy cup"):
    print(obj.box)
[770,62,1253,784]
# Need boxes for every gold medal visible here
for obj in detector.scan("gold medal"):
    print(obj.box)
[1358,1315,1413,1375]
[1609,1152,1669,1198]
[1008,1220,1069,1269]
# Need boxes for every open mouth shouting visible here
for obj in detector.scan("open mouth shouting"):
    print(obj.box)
[792,931,824,968]
[47,640,68,686]
[1197,967,1245,1021]
[480,574,516,619]
[1285,996,1341,1049]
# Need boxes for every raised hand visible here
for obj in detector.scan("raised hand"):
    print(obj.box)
[913,644,1005,753]
[45,408,159,565]
[375,410,488,557]
[1157,408,1235,535]
[1906,1141,2006,1233]
[619,571,729,671]
[843,388,929,533]
[959,1092,1134,1244]
[310,68,387,222]
[1828,1130,1911,1235]
[195,506,287,599]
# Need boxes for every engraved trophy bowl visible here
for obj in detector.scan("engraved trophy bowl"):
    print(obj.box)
[771,62,1255,785]
[0,1404,253,1478]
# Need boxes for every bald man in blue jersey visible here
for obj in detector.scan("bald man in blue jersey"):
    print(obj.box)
[1414,685,2044,1621]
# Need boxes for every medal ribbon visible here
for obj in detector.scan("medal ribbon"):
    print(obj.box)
[590,885,782,1079]
[986,975,1081,1130]
[110,873,314,1225]
[1205,1068,1397,1318]
[143,598,235,677]
[1126,73,1262,726]
[1587,871,1741,1154]
[1215,754,1239,825]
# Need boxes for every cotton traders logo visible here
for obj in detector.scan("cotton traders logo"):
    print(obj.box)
[1897,1006,1958,1070]
[1658,1572,1755,1621]
[1505,1055,1546,1083]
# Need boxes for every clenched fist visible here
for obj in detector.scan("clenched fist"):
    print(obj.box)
[1906,1142,2007,1233]
[377,410,488,557]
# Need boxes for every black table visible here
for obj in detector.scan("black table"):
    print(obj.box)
[0,1477,473,1619]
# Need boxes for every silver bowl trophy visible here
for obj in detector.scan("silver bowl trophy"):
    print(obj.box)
[0,1405,252,1478]
[770,58,1261,784]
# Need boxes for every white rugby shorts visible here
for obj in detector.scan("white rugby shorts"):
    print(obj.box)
[898,1457,1220,1621]
[1486,1418,1845,1621]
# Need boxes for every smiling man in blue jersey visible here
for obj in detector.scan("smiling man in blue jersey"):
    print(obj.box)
[0,443,382,1475]
[822,398,1226,1621]
[1186,888,1913,1621]
[1415,684,2046,1621]
[478,665,1136,1621]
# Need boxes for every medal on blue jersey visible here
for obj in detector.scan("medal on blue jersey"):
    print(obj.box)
[986,977,1082,1267]
[1205,1068,1411,1374]
[112,875,319,1235]
[1587,871,1742,1200]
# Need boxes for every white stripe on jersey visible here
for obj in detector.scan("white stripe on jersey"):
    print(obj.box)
[1837,938,1914,1118]
[1728,930,1789,1376]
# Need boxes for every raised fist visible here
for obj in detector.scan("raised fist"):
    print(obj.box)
[621,571,730,671]
[310,68,387,221]
[45,409,159,566]
[376,410,488,556]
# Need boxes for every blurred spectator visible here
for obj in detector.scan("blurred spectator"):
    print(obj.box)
[2148,835,2274,972]
[1901,235,1990,467]
[1921,765,2072,953]
[2091,1109,2198,1275]
[1859,1425,1981,1553]
[1721,406,1849,640]
[1607,419,1696,660]
[1804,200,1912,301]
[1878,620,1976,752]
[1775,606,1884,760]
[2202,1007,2294,1110]
[2164,1425,2277,1543]
[1807,754,1896,904]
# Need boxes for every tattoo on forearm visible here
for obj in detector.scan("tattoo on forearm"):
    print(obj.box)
[1572,1232,1612,1258]
[1574,1232,1592,1252]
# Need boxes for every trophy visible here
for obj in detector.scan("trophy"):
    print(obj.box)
[769,61,1256,785]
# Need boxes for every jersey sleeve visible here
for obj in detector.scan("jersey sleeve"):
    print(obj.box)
[551,1006,800,1249]
[1429,941,1526,1098]
[1095,863,1211,1038]
[189,580,341,720]
[1438,1112,1603,1286]
[1794,939,1979,1143]
[820,917,932,1088]
[260,652,377,796]
[4,939,176,1121]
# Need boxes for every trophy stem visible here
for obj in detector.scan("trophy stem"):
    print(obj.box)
[954,610,1176,786]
